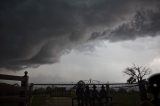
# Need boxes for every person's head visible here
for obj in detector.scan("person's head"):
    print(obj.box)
[93,85,97,90]
[77,80,85,88]
[101,85,105,89]
[86,85,89,90]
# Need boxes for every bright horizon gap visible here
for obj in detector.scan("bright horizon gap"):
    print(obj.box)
[1,36,160,83]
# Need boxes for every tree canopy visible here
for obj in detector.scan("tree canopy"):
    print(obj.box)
[123,64,151,83]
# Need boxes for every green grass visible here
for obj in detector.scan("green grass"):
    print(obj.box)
[31,95,48,106]
[112,92,141,106]
[31,93,141,106]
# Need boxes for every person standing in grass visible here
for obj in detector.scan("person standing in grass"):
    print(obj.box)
[84,85,91,106]
[99,85,107,106]
[76,81,85,106]
[91,85,99,106]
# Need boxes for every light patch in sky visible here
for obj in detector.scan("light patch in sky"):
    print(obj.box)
[1,36,159,83]
[149,57,160,73]
[17,36,160,83]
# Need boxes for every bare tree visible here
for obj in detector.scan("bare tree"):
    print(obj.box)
[123,64,152,100]
[123,64,151,83]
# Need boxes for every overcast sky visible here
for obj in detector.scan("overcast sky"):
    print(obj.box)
[1,0,160,83]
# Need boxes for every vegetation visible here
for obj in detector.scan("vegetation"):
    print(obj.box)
[112,92,140,106]
[123,64,152,100]
[123,64,151,83]
[31,87,141,106]
[31,95,48,106]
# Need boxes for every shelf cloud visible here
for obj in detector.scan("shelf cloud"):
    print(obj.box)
[0,0,160,70]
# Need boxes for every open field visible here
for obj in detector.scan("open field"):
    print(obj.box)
[31,93,141,106]
[111,93,140,106]
[32,96,72,106]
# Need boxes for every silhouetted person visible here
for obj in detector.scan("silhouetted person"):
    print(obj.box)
[91,85,99,106]
[84,85,91,106]
[76,82,85,106]
[148,73,160,106]
[99,85,107,106]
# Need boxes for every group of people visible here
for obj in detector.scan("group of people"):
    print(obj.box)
[75,73,160,106]
[76,83,110,106]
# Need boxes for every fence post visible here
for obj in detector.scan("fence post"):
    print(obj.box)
[19,71,29,106]
[28,83,33,106]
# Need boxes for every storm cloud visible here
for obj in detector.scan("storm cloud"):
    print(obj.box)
[0,0,160,70]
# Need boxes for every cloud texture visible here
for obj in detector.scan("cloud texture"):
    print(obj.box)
[0,0,160,70]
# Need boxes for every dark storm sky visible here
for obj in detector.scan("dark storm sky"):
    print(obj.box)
[0,0,160,73]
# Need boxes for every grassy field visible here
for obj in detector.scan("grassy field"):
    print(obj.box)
[112,93,141,106]
[31,95,48,106]
[31,96,72,106]
[31,92,141,106]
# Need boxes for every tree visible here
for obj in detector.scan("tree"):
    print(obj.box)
[123,64,151,83]
[123,64,152,100]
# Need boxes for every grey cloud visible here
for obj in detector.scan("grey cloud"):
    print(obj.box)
[107,6,160,41]
[0,0,159,70]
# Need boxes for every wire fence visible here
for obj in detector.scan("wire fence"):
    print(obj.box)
[31,82,140,106]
